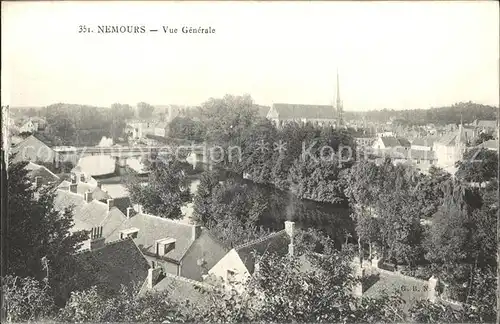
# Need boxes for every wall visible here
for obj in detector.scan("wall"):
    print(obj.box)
[208,249,250,286]
[180,231,229,281]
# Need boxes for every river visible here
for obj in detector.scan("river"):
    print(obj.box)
[99,161,354,248]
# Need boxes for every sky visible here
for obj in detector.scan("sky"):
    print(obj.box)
[2,1,499,111]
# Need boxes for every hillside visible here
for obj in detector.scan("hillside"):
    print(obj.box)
[345,101,499,125]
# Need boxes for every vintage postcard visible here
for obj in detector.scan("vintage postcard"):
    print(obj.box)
[1,1,499,323]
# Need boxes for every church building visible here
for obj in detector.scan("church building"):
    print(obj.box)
[267,70,344,128]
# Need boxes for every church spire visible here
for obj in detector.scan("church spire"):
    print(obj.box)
[336,68,344,126]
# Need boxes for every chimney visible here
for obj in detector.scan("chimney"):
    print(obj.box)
[192,224,202,241]
[147,266,163,289]
[70,183,78,193]
[34,176,42,187]
[97,182,102,189]
[84,191,93,203]
[126,207,135,219]
[71,174,77,184]
[80,174,86,183]
[134,204,142,214]
[284,221,295,256]
[89,226,105,250]
[107,198,114,211]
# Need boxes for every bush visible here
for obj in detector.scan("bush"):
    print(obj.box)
[1,276,55,322]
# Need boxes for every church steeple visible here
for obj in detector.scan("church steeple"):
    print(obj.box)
[336,69,344,126]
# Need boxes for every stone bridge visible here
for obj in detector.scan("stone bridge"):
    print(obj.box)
[53,144,216,167]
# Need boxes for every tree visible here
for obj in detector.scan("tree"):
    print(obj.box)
[203,179,271,246]
[137,102,155,119]
[415,166,451,219]
[1,275,55,322]
[424,179,496,304]
[192,170,219,225]
[190,235,406,323]
[168,116,206,141]
[456,148,498,184]
[110,103,134,141]
[124,157,190,219]
[5,160,88,304]
[473,132,494,146]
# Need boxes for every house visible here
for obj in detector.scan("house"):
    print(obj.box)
[267,103,339,128]
[19,119,38,133]
[372,136,411,151]
[478,139,498,151]
[385,148,437,174]
[410,137,437,151]
[207,221,294,289]
[11,135,57,164]
[72,234,151,297]
[154,122,168,137]
[355,136,376,148]
[114,210,229,281]
[433,124,468,174]
[473,119,498,134]
[24,162,60,186]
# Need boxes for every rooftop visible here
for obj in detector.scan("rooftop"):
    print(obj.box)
[234,230,290,274]
[272,103,337,120]
[74,238,150,296]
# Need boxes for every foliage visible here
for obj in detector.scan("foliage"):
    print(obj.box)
[190,238,406,323]
[473,132,494,146]
[349,101,499,125]
[137,102,155,119]
[456,148,498,183]
[414,166,452,219]
[192,170,219,225]
[58,285,187,322]
[168,116,206,141]
[6,161,89,304]
[110,103,134,140]
[203,179,271,246]
[125,157,191,219]
[1,275,55,322]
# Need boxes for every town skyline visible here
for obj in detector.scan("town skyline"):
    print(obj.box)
[2,1,499,110]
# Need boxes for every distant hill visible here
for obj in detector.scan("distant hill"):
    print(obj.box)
[345,102,499,125]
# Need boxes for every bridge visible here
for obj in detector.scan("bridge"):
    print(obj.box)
[53,143,217,167]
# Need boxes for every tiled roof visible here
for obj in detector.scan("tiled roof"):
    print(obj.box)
[76,200,109,226]
[91,186,112,201]
[11,135,55,163]
[100,184,129,198]
[476,120,497,128]
[235,230,290,274]
[272,103,337,120]
[411,137,436,147]
[390,148,437,161]
[437,127,469,146]
[74,238,150,296]
[100,207,128,239]
[24,162,60,184]
[380,137,410,148]
[179,230,230,281]
[115,213,197,262]
[153,273,211,305]
[57,181,96,195]
[53,189,85,214]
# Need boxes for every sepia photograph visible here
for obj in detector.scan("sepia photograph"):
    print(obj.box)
[1,1,499,323]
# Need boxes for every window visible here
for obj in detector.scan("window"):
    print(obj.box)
[416,159,421,164]
[227,269,236,282]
